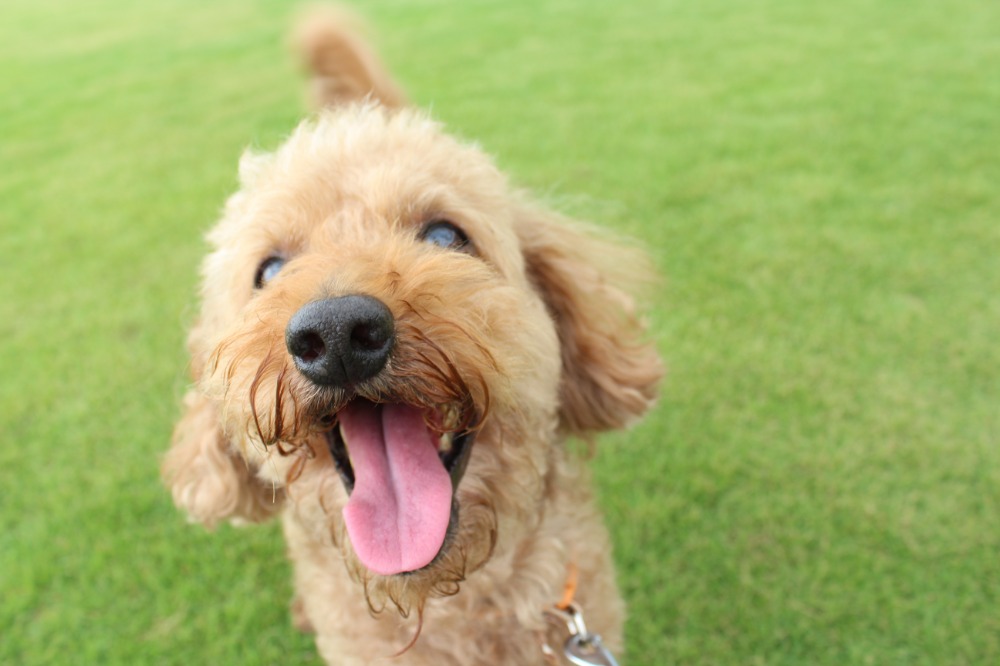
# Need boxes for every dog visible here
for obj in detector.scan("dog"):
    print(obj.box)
[164,8,662,664]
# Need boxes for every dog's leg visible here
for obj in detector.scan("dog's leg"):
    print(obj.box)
[290,594,316,634]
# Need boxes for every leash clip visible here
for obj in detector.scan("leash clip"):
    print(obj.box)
[543,603,620,666]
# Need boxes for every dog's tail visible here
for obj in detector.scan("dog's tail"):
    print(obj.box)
[293,5,407,110]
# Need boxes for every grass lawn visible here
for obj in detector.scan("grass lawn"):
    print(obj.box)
[2,0,999,664]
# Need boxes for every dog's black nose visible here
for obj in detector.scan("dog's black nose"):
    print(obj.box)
[285,295,395,387]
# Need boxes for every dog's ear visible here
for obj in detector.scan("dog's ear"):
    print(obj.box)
[293,6,407,110]
[163,325,282,527]
[164,390,282,526]
[519,207,664,436]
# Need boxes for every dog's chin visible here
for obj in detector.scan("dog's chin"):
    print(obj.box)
[315,396,497,615]
[321,397,488,602]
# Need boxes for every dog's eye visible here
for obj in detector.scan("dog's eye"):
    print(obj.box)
[419,220,473,254]
[254,256,286,289]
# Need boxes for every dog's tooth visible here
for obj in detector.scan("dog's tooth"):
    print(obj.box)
[444,405,462,432]
[438,431,454,454]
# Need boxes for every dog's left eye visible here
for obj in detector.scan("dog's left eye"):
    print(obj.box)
[419,220,474,254]
[254,256,286,289]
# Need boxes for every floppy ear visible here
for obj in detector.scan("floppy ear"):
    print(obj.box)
[164,390,282,526]
[162,326,282,527]
[519,207,664,436]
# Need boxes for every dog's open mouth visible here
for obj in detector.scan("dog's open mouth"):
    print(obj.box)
[324,399,475,576]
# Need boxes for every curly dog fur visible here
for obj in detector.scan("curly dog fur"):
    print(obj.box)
[164,9,662,664]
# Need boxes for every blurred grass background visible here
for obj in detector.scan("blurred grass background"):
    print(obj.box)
[2,0,999,664]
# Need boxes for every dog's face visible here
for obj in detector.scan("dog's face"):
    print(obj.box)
[169,105,661,614]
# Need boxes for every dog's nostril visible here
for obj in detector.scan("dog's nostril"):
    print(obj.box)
[293,331,326,363]
[350,322,389,352]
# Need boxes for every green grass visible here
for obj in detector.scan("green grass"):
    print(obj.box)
[2,0,999,664]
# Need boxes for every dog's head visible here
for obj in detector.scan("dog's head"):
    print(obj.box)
[165,32,661,616]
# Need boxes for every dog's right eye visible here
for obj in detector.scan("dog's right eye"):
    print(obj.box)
[254,256,286,289]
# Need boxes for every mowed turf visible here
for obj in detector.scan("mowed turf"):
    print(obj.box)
[2,0,999,664]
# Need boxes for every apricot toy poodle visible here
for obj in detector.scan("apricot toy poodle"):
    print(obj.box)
[164,9,662,665]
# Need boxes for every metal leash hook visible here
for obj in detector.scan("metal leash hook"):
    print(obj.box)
[543,603,620,666]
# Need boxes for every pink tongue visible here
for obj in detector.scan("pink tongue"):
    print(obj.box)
[339,402,453,576]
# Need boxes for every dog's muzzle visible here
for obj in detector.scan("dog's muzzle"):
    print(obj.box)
[285,295,395,387]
